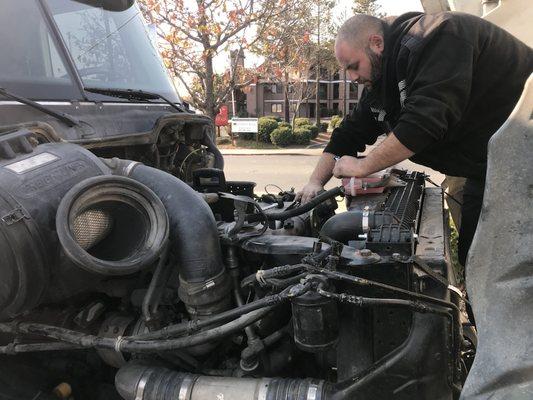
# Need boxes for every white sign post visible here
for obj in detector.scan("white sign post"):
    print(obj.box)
[230,118,259,142]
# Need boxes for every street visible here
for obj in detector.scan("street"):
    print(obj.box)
[223,154,445,194]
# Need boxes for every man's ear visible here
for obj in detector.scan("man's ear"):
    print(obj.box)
[368,34,384,53]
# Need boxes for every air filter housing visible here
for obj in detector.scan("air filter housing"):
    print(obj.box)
[0,130,168,320]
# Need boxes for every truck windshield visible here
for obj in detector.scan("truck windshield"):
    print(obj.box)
[0,0,180,102]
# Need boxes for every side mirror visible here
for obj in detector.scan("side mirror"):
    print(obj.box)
[72,0,135,12]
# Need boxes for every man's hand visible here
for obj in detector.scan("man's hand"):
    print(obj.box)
[295,181,324,204]
[332,156,365,178]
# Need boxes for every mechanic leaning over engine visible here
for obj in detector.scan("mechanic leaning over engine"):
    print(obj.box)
[296,12,533,266]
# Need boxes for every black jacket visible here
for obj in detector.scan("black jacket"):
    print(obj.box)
[324,12,533,179]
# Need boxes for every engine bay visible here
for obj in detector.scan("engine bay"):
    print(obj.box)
[0,129,473,400]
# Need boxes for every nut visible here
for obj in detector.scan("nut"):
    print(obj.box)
[360,249,372,257]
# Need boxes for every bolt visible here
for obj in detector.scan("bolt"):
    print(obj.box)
[392,253,401,261]
[360,249,372,257]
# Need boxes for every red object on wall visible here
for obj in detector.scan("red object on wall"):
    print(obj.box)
[215,106,229,126]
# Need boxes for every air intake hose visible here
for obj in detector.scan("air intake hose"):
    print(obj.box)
[320,211,394,244]
[115,363,331,400]
[106,159,231,316]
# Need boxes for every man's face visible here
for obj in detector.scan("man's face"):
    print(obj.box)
[335,39,383,89]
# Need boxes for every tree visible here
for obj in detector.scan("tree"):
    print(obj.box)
[252,0,337,125]
[352,0,384,17]
[251,1,315,122]
[139,0,292,119]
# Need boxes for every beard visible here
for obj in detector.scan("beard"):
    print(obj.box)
[365,46,383,86]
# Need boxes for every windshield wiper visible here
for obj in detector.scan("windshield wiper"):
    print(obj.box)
[0,88,80,127]
[84,87,186,112]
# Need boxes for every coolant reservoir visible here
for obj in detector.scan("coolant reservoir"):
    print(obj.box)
[341,169,405,196]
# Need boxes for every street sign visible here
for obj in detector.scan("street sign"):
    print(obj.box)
[230,118,258,133]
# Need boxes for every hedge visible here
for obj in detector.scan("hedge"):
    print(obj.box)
[258,117,279,142]
[329,115,343,130]
[308,125,319,139]
[270,126,293,147]
[293,127,312,145]
[294,117,311,127]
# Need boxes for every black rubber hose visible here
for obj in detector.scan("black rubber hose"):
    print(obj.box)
[132,285,296,340]
[246,186,344,223]
[127,164,224,283]
[2,308,272,353]
[0,285,310,353]
[320,211,395,244]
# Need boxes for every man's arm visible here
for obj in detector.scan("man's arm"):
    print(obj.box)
[296,152,336,203]
[332,132,414,178]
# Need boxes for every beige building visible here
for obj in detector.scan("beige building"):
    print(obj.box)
[244,69,363,119]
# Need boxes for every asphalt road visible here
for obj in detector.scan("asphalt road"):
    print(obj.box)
[223,154,445,195]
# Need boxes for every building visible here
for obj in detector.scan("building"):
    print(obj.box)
[245,69,363,119]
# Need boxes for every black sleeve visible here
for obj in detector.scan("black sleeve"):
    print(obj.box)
[393,33,475,153]
[324,93,382,156]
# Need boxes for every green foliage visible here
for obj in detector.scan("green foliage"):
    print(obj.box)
[258,117,279,142]
[318,122,328,133]
[216,137,232,145]
[294,117,311,127]
[353,0,384,17]
[293,127,312,145]
[278,121,292,130]
[329,115,343,130]
[270,126,293,147]
[308,125,319,139]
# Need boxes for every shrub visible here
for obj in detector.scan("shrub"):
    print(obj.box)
[258,117,279,142]
[294,117,311,127]
[293,127,312,145]
[216,137,232,145]
[307,125,319,139]
[318,122,328,132]
[270,126,293,147]
[329,115,343,130]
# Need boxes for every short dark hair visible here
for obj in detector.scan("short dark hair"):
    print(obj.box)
[336,14,384,48]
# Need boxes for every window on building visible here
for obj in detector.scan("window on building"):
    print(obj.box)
[271,103,282,113]
[333,83,339,99]
[319,83,327,99]
[349,102,357,113]
[349,82,359,99]
[332,102,339,114]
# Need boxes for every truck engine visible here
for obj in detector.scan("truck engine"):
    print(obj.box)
[0,129,472,400]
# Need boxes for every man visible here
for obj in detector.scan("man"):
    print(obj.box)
[297,12,532,266]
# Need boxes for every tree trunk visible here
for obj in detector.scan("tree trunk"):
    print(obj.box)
[205,52,216,119]
[284,71,290,122]
[315,1,321,127]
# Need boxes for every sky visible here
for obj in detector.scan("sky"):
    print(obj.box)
[175,0,425,92]
[364,0,423,15]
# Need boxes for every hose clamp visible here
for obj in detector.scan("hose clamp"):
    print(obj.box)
[307,383,320,400]
[178,375,197,400]
[362,206,370,232]
[134,370,153,400]
[114,335,125,353]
